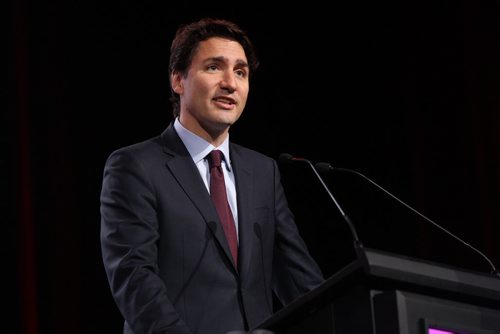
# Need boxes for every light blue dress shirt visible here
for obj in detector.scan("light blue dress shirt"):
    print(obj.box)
[174,118,239,240]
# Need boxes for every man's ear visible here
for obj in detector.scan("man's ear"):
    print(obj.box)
[170,72,183,94]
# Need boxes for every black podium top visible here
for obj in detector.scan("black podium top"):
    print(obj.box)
[255,247,500,332]
[356,247,500,302]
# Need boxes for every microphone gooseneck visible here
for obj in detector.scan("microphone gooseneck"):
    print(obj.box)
[279,153,363,250]
[315,162,500,278]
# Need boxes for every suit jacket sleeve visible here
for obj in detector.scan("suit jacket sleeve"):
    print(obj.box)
[270,159,325,305]
[100,148,193,334]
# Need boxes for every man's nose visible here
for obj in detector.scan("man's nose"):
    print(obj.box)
[220,71,237,92]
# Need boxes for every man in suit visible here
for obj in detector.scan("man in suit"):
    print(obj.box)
[100,18,324,334]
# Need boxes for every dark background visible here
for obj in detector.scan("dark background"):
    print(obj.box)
[8,0,500,333]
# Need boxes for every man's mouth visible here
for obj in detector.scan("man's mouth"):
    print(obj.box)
[213,96,236,105]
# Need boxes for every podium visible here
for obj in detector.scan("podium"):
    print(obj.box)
[254,247,500,334]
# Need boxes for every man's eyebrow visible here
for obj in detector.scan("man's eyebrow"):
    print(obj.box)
[205,56,249,68]
[235,59,249,68]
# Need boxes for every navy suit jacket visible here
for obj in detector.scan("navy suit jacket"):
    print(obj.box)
[100,124,324,334]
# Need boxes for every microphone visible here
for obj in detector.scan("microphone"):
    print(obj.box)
[279,153,363,249]
[315,162,500,278]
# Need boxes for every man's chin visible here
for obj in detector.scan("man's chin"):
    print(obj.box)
[216,114,241,127]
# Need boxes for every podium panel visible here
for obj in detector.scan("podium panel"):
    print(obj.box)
[373,290,500,334]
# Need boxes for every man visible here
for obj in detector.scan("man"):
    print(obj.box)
[100,17,324,334]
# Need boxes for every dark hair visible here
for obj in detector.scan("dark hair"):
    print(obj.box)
[168,18,260,117]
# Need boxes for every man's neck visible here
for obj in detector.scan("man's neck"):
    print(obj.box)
[178,116,229,147]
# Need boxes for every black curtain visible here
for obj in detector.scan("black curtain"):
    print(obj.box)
[9,1,500,333]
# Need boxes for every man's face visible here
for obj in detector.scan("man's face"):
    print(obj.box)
[172,37,250,139]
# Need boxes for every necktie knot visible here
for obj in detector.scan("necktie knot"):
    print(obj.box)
[207,150,223,169]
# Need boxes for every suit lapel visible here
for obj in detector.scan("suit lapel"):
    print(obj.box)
[160,125,238,272]
[230,144,255,277]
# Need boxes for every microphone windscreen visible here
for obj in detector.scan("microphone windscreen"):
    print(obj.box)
[315,162,334,173]
[278,153,294,164]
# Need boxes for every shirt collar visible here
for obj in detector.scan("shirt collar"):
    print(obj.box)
[174,118,232,171]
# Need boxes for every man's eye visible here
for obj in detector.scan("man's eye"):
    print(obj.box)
[207,65,219,71]
[235,70,247,78]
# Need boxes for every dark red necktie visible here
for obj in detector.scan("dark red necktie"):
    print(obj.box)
[207,150,238,266]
